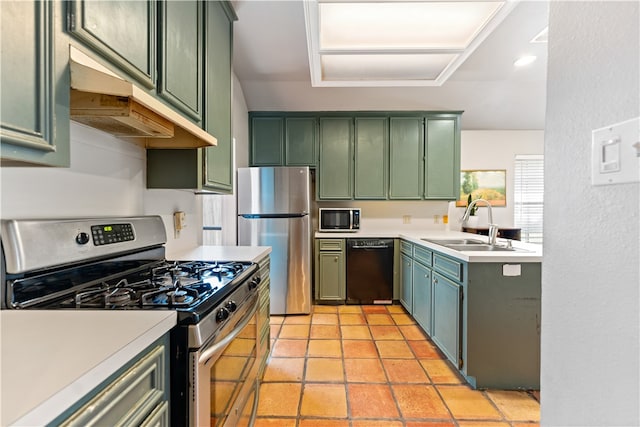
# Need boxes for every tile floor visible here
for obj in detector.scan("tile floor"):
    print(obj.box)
[256,304,540,427]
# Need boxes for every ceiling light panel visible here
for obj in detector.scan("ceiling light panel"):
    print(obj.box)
[304,0,519,87]
[319,2,504,51]
[322,53,459,80]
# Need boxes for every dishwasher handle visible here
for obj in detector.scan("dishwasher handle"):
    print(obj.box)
[347,239,394,250]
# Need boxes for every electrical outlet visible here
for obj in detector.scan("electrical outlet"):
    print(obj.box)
[402,215,411,224]
[174,211,186,238]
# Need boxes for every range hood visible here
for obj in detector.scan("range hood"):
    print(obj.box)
[69,46,216,149]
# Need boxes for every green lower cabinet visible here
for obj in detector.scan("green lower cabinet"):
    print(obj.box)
[316,252,345,302]
[432,271,462,368]
[1,0,70,166]
[315,239,346,302]
[399,253,413,312]
[318,117,353,200]
[463,262,541,389]
[412,261,432,335]
[354,117,388,199]
[54,335,170,426]
[388,117,424,199]
[424,116,460,199]
[256,255,271,379]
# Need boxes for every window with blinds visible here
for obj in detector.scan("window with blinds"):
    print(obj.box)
[514,154,544,244]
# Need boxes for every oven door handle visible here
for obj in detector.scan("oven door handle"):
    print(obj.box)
[198,299,257,364]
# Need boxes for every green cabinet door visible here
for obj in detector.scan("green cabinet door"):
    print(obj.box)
[316,252,346,301]
[68,0,156,89]
[354,117,387,199]
[251,117,284,166]
[158,0,203,123]
[203,1,235,193]
[318,117,353,200]
[412,261,432,335]
[399,253,413,312]
[285,117,316,166]
[432,271,461,367]
[0,1,69,166]
[424,116,460,199]
[389,117,423,199]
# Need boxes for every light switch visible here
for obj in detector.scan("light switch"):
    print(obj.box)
[591,117,640,186]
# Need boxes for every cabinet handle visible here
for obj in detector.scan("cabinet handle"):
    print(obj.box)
[334,256,338,262]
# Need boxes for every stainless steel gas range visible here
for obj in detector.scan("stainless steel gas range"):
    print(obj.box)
[0,216,262,427]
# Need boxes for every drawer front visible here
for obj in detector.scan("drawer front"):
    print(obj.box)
[413,245,432,267]
[61,345,166,427]
[258,256,270,278]
[433,253,463,282]
[318,239,345,251]
[400,240,413,255]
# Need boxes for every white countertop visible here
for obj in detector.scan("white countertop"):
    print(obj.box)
[0,310,176,426]
[166,245,271,263]
[315,229,542,262]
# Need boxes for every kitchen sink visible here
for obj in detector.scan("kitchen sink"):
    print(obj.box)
[421,239,531,253]
[421,238,485,245]
[444,244,521,252]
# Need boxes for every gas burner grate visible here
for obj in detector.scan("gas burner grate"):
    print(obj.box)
[75,278,153,308]
[141,287,200,307]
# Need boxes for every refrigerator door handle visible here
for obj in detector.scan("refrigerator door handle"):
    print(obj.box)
[240,213,308,219]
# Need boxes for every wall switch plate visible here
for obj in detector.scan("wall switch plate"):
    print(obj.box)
[591,117,640,186]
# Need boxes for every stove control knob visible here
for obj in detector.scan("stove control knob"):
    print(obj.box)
[216,307,230,323]
[225,300,237,312]
[248,277,260,290]
[75,232,90,245]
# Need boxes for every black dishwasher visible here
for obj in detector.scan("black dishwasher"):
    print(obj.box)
[346,239,394,304]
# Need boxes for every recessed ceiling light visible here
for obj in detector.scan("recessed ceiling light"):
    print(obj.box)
[514,55,537,67]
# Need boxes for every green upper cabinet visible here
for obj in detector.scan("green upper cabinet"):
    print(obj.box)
[424,116,460,199]
[146,1,236,192]
[248,111,461,201]
[354,117,387,199]
[249,114,317,167]
[203,1,235,193]
[318,117,353,200]
[158,0,203,123]
[68,0,156,89]
[250,117,284,166]
[389,117,424,199]
[0,1,70,166]
[285,117,317,166]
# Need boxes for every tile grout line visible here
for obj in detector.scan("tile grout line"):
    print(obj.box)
[262,305,540,426]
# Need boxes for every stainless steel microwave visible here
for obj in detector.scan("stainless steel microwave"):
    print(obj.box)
[318,208,360,232]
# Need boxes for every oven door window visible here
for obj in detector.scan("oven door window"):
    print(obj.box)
[195,303,258,427]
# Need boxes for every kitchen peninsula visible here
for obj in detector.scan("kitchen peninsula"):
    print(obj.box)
[315,229,542,390]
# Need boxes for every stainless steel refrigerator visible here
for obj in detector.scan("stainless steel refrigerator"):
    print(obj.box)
[237,167,311,315]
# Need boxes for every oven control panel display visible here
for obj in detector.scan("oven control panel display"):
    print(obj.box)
[91,223,135,246]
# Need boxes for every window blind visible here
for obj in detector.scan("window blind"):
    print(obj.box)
[514,154,544,244]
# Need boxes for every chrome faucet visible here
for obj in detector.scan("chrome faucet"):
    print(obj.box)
[460,198,498,245]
